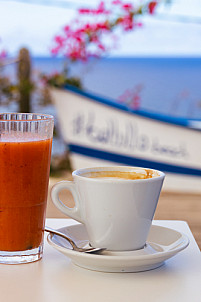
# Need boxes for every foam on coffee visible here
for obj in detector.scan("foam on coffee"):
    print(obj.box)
[83,169,158,180]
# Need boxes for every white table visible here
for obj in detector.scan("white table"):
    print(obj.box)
[1,219,201,302]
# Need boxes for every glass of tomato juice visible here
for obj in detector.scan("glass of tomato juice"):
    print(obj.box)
[0,113,54,264]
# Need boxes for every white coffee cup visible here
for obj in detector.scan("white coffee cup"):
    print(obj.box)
[51,166,165,251]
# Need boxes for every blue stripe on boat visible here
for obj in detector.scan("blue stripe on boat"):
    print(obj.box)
[69,144,201,176]
[63,85,201,130]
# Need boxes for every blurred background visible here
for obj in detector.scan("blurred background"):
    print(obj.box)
[1,0,201,173]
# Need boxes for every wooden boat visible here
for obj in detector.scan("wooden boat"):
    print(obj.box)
[50,86,201,192]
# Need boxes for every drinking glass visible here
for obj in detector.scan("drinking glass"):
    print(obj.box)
[0,113,54,264]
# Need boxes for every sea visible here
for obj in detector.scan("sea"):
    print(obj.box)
[32,56,201,118]
[1,56,201,155]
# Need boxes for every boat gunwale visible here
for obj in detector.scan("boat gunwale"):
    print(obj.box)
[60,85,201,131]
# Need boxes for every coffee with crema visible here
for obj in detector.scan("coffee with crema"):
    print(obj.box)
[83,169,157,180]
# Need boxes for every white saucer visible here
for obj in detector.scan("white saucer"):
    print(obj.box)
[47,223,189,273]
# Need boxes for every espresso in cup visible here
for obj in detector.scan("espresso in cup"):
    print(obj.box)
[82,169,158,180]
[51,166,165,251]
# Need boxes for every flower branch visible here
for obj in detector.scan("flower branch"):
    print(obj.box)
[51,0,161,62]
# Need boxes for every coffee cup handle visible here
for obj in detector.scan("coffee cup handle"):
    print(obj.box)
[51,181,83,223]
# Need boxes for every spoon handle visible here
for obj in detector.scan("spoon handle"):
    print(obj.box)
[45,226,105,253]
[45,226,79,251]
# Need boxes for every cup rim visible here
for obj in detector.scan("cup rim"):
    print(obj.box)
[0,113,54,122]
[72,166,165,182]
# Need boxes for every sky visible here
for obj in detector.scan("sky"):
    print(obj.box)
[0,0,201,57]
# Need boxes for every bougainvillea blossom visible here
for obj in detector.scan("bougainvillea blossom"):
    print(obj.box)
[51,0,160,61]
[78,1,110,15]
[0,50,7,59]
[118,84,143,110]
[148,1,158,14]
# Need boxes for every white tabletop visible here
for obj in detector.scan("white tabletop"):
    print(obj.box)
[1,219,201,302]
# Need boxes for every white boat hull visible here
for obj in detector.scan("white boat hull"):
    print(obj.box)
[51,87,201,192]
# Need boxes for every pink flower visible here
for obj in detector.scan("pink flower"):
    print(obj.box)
[135,22,143,27]
[122,3,133,11]
[95,1,105,14]
[79,1,110,15]
[64,25,70,33]
[78,8,91,14]
[118,14,133,30]
[50,0,162,62]
[54,35,65,47]
[51,47,60,56]
[118,84,143,110]
[0,49,7,59]
[95,21,110,31]
[118,89,131,103]
[112,0,122,5]
[97,42,106,51]
[148,1,158,14]
[131,94,141,110]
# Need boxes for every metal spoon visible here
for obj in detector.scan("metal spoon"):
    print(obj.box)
[45,226,105,254]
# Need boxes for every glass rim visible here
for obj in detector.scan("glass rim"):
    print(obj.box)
[0,113,54,122]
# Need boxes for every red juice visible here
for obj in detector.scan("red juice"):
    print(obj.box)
[0,136,52,251]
